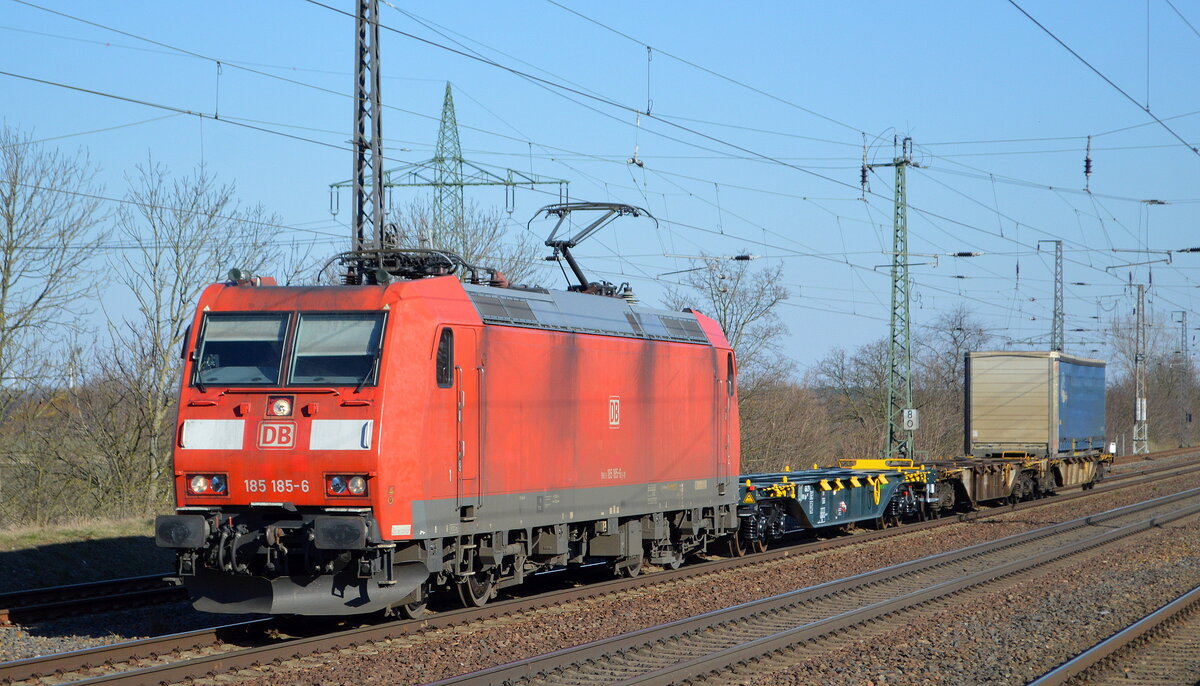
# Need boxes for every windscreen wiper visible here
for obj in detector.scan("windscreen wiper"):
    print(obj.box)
[354,349,382,394]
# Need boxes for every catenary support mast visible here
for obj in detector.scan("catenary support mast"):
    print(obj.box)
[1177,310,1189,447]
[1037,239,1065,352]
[351,0,384,281]
[869,138,920,460]
[1051,240,1064,351]
[1133,284,1149,454]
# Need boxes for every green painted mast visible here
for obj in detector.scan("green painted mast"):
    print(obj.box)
[870,137,919,460]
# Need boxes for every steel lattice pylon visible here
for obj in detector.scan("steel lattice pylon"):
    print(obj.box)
[331,83,568,251]
[869,138,918,460]
[432,82,465,247]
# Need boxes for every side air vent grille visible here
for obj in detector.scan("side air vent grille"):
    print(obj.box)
[658,316,708,343]
[470,294,539,324]
[466,287,711,346]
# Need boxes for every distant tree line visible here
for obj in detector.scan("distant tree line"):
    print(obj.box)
[1,124,1195,528]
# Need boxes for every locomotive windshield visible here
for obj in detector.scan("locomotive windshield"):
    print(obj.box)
[194,313,289,385]
[289,313,385,386]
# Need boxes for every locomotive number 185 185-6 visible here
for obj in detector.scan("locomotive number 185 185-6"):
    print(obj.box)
[243,479,310,494]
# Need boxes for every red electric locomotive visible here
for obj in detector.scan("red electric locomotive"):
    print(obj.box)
[156,203,741,616]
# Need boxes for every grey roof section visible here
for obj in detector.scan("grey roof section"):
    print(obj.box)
[968,350,1106,368]
[462,284,711,345]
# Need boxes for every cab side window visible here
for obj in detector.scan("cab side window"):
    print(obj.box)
[436,329,454,388]
[726,353,735,397]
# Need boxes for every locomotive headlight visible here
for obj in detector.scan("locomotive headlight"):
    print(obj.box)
[327,474,368,496]
[268,396,293,417]
[187,473,229,496]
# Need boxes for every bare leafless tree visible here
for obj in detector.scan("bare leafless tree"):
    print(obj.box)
[809,338,890,459]
[0,125,106,410]
[1104,310,1191,452]
[913,306,996,457]
[0,126,107,524]
[99,161,283,511]
[739,380,835,471]
[663,257,790,386]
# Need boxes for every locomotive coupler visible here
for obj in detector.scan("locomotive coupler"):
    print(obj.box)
[353,543,397,580]
[378,544,396,585]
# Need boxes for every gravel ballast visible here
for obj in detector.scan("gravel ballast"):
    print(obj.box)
[218,475,1200,685]
[741,516,1200,685]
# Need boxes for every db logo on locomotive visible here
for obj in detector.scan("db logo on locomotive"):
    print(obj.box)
[257,421,295,449]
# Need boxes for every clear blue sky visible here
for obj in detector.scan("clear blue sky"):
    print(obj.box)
[3,0,1198,369]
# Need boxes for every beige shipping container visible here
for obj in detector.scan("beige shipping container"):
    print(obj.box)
[965,351,1106,458]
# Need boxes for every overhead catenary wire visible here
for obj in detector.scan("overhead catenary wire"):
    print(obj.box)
[1007,0,1200,158]
[539,0,866,136]
[6,2,1192,342]
[308,0,1199,327]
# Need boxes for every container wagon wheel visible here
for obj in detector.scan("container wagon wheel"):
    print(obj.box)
[740,513,767,554]
[722,532,746,558]
[456,571,496,608]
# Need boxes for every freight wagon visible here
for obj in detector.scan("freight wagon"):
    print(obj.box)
[914,350,1114,506]
[965,351,1106,459]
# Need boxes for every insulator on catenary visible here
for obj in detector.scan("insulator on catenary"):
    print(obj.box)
[860,165,868,186]
[1084,135,1093,190]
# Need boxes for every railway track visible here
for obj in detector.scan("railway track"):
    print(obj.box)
[1,447,1192,631]
[0,575,186,626]
[439,488,1200,686]
[1030,584,1200,685]
[1110,444,1200,466]
[5,453,1200,685]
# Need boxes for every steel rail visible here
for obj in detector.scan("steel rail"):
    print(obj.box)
[1,446,1191,628]
[1111,445,1199,466]
[0,574,179,626]
[0,619,273,683]
[1028,584,1200,686]
[58,487,1200,686]
[437,489,1200,686]
[4,455,1198,685]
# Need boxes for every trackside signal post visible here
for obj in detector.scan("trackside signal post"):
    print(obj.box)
[868,137,920,460]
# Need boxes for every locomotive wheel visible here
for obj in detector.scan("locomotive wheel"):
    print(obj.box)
[618,554,644,578]
[399,584,428,619]
[456,571,496,608]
